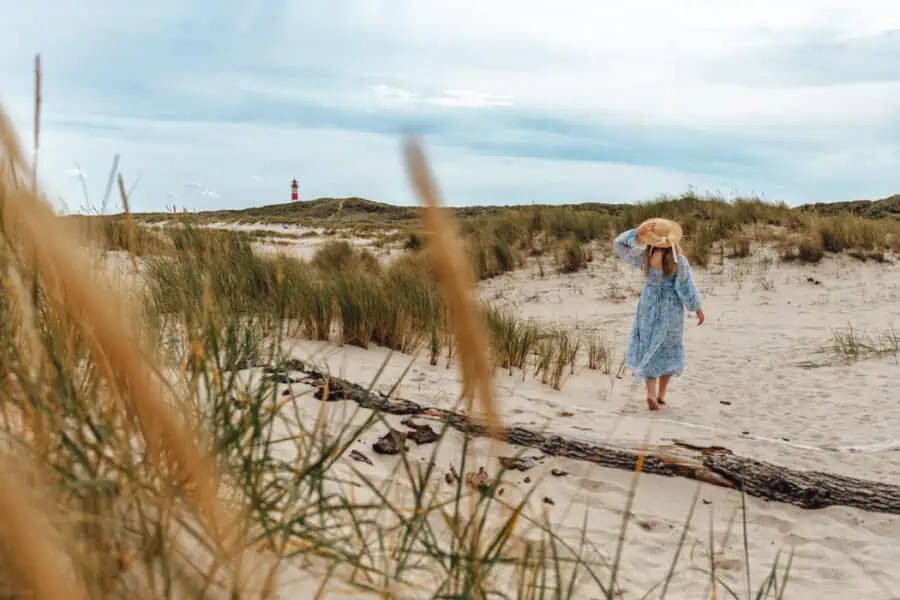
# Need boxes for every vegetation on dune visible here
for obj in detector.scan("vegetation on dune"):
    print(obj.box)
[797,194,900,220]
[828,324,900,363]
[144,221,609,393]
[68,214,170,256]
[125,189,900,228]
[91,190,900,288]
[129,196,420,226]
[556,237,593,274]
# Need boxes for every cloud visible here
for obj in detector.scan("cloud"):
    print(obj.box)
[371,85,514,109]
[703,29,900,87]
[429,90,514,109]
[1,0,899,213]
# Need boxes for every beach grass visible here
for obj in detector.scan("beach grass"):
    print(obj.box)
[829,324,900,363]
[93,188,900,286]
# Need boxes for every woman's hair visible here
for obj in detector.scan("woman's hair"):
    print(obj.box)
[642,245,677,277]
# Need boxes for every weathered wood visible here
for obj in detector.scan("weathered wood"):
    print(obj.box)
[283,364,900,516]
[703,453,900,513]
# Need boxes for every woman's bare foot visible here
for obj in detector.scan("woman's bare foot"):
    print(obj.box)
[647,397,661,411]
[657,396,666,406]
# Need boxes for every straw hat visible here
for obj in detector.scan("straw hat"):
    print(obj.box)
[637,218,683,249]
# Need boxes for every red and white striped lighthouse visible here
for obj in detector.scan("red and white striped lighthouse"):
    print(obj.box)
[290,179,299,202]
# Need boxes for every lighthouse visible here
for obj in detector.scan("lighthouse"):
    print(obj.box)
[290,179,299,202]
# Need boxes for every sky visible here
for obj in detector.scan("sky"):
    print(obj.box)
[1,1,899,214]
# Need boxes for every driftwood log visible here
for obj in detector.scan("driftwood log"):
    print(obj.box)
[271,363,900,516]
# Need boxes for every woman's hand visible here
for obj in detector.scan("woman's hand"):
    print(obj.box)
[696,309,705,326]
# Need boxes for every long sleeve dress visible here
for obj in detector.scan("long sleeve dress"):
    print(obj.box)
[613,228,703,381]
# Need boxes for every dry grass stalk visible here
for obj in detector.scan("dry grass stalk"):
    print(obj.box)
[117,172,139,273]
[0,457,89,600]
[402,138,502,438]
[32,53,41,194]
[403,138,506,600]
[0,105,249,589]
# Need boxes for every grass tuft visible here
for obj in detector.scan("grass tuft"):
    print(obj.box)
[557,237,592,274]
[829,324,900,362]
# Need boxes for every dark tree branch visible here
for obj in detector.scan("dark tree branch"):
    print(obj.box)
[279,364,900,516]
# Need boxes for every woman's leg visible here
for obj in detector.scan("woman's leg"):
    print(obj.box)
[657,374,672,405]
[645,378,660,411]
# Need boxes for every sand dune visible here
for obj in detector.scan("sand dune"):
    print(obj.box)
[95,224,900,598]
[188,229,900,599]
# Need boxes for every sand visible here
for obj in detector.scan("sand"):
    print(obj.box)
[184,220,402,262]
[112,226,900,598]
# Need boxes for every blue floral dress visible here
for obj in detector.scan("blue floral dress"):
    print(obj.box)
[613,229,703,381]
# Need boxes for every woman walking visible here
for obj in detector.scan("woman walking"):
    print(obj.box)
[613,218,705,411]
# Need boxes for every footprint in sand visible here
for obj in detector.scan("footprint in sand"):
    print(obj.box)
[579,478,616,493]
[716,557,743,572]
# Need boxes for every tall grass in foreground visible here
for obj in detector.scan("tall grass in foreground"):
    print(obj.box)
[0,89,799,598]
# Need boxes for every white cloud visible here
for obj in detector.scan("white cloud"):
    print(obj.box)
[372,85,514,109]
[426,90,514,109]
[371,85,416,104]
[0,0,898,210]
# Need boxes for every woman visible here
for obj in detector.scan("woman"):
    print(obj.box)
[613,218,705,411]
